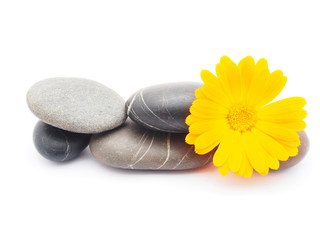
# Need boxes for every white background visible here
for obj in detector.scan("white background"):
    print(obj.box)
[0,1,319,239]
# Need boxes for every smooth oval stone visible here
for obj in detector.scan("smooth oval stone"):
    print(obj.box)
[89,120,214,170]
[27,78,127,134]
[126,82,202,133]
[277,131,309,170]
[33,121,91,162]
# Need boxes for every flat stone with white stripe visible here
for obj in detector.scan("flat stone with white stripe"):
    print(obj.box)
[89,120,214,170]
[126,82,202,133]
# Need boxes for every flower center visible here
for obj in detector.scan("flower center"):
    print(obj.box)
[226,105,257,133]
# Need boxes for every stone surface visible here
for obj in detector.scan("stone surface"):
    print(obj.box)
[278,131,309,170]
[33,121,91,162]
[27,77,127,134]
[126,82,202,133]
[89,120,214,170]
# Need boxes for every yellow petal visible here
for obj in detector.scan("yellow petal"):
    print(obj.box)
[235,156,253,178]
[258,97,307,131]
[243,131,269,175]
[189,119,225,135]
[192,98,228,113]
[234,157,246,176]
[228,147,244,173]
[185,115,202,126]
[249,129,282,170]
[260,168,269,176]
[190,98,228,118]
[243,159,254,178]
[227,131,244,172]
[260,97,306,114]
[201,83,232,108]
[246,58,270,106]
[252,128,289,161]
[213,130,234,167]
[189,106,215,119]
[185,133,199,145]
[188,106,227,121]
[255,121,300,142]
[276,121,306,131]
[195,144,217,155]
[276,139,300,157]
[259,110,308,123]
[194,131,223,153]
[219,163,230,176]
[238,56,255,100]
[259,97,307,124]
[195,88,207,99]
[216,56,241,102]
[200,69,219,85]
[194,121,228,151]
[255,70,287,107]
[266,156,280,170]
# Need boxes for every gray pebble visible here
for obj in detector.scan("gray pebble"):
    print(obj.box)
[89,120,214,170]
[27,78,127,134]
[126,82,202,133]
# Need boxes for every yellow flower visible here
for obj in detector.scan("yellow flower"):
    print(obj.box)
[185,56,307,177]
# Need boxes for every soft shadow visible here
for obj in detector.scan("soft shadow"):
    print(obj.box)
[199,163,283,186]
[45,147,93,167]
[223,171,276,186]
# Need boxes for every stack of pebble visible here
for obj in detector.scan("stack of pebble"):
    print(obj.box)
[27,77,309,171]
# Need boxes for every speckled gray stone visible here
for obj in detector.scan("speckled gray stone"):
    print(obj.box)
[27,78,127,134]
[89,120,214,170]
[277,131,309,170]
[126,82,202,133]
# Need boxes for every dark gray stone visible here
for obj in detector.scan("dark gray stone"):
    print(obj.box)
[89,120,214,170]
[126,82,202,133]
[278,131,309,170]
[27,77,127,134]
[33,121,91,162]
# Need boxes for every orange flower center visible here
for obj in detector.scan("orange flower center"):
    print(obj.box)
[227,105,257,133]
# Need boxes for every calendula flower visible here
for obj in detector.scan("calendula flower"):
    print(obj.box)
[185,56,307,177]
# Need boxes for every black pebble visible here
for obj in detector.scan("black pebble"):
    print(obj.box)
[33,121,91,162]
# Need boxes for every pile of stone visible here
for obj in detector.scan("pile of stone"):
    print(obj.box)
[27,78,309,171]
